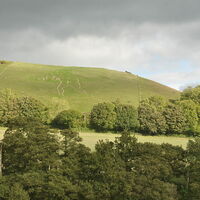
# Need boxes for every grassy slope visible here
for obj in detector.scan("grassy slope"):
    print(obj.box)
[0,61,179,114]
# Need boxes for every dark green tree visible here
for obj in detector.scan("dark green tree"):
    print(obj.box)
[8,183,30,200]
[186,138,200,200]
[15,96,49,124]
[138,96,167,135]
[178,100,199,135]
[2,125,60,175]
[90,102,116,131]
[164,103,187,135]
[114,103,139,131]
[52,109,84,129]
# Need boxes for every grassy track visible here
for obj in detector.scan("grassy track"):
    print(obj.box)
[0,61,179,115]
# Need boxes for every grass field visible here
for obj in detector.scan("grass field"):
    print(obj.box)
[0,61,179,115]
[0,127,6,140]
[0,128,190,150]
[79,132,190,150]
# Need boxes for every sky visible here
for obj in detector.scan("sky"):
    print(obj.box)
[1,0,200,90]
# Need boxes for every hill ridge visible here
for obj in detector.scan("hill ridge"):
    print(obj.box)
[0,61,179,114]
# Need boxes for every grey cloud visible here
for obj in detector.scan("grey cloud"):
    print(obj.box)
[1,0,200,38]
[1,0,200,89]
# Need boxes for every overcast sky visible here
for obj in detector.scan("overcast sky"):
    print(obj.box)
[1,0,200,90]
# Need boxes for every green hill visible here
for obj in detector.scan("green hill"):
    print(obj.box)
[0,61,179,114]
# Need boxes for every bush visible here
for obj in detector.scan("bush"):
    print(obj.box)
[52,109,84,129]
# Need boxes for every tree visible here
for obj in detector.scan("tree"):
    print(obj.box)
[8,183,30,200]
[0,89,17,126]
[181,86,200,104]
[90,102,116,131]
[15,96,49,124]
[92,132,179,200]
[164,103,187,135]
[186,138,200,200]
[52,109,84,129]
[138,96,167,135]
[0,89,49,126]
[2,124,60,175]
[177,100,199,135]
[114,103,139,131]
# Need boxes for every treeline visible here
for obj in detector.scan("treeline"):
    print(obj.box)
[52,86,200,136]
[139,86,200,135]
[1,122,200,200]
[1,86,200,136]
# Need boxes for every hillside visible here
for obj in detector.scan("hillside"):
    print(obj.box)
[0,61,179,114]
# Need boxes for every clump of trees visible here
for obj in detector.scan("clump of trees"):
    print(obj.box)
[0,120,200,199]
[138,86,200,136]
[90,102,139,132]
[88,86,200,135]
